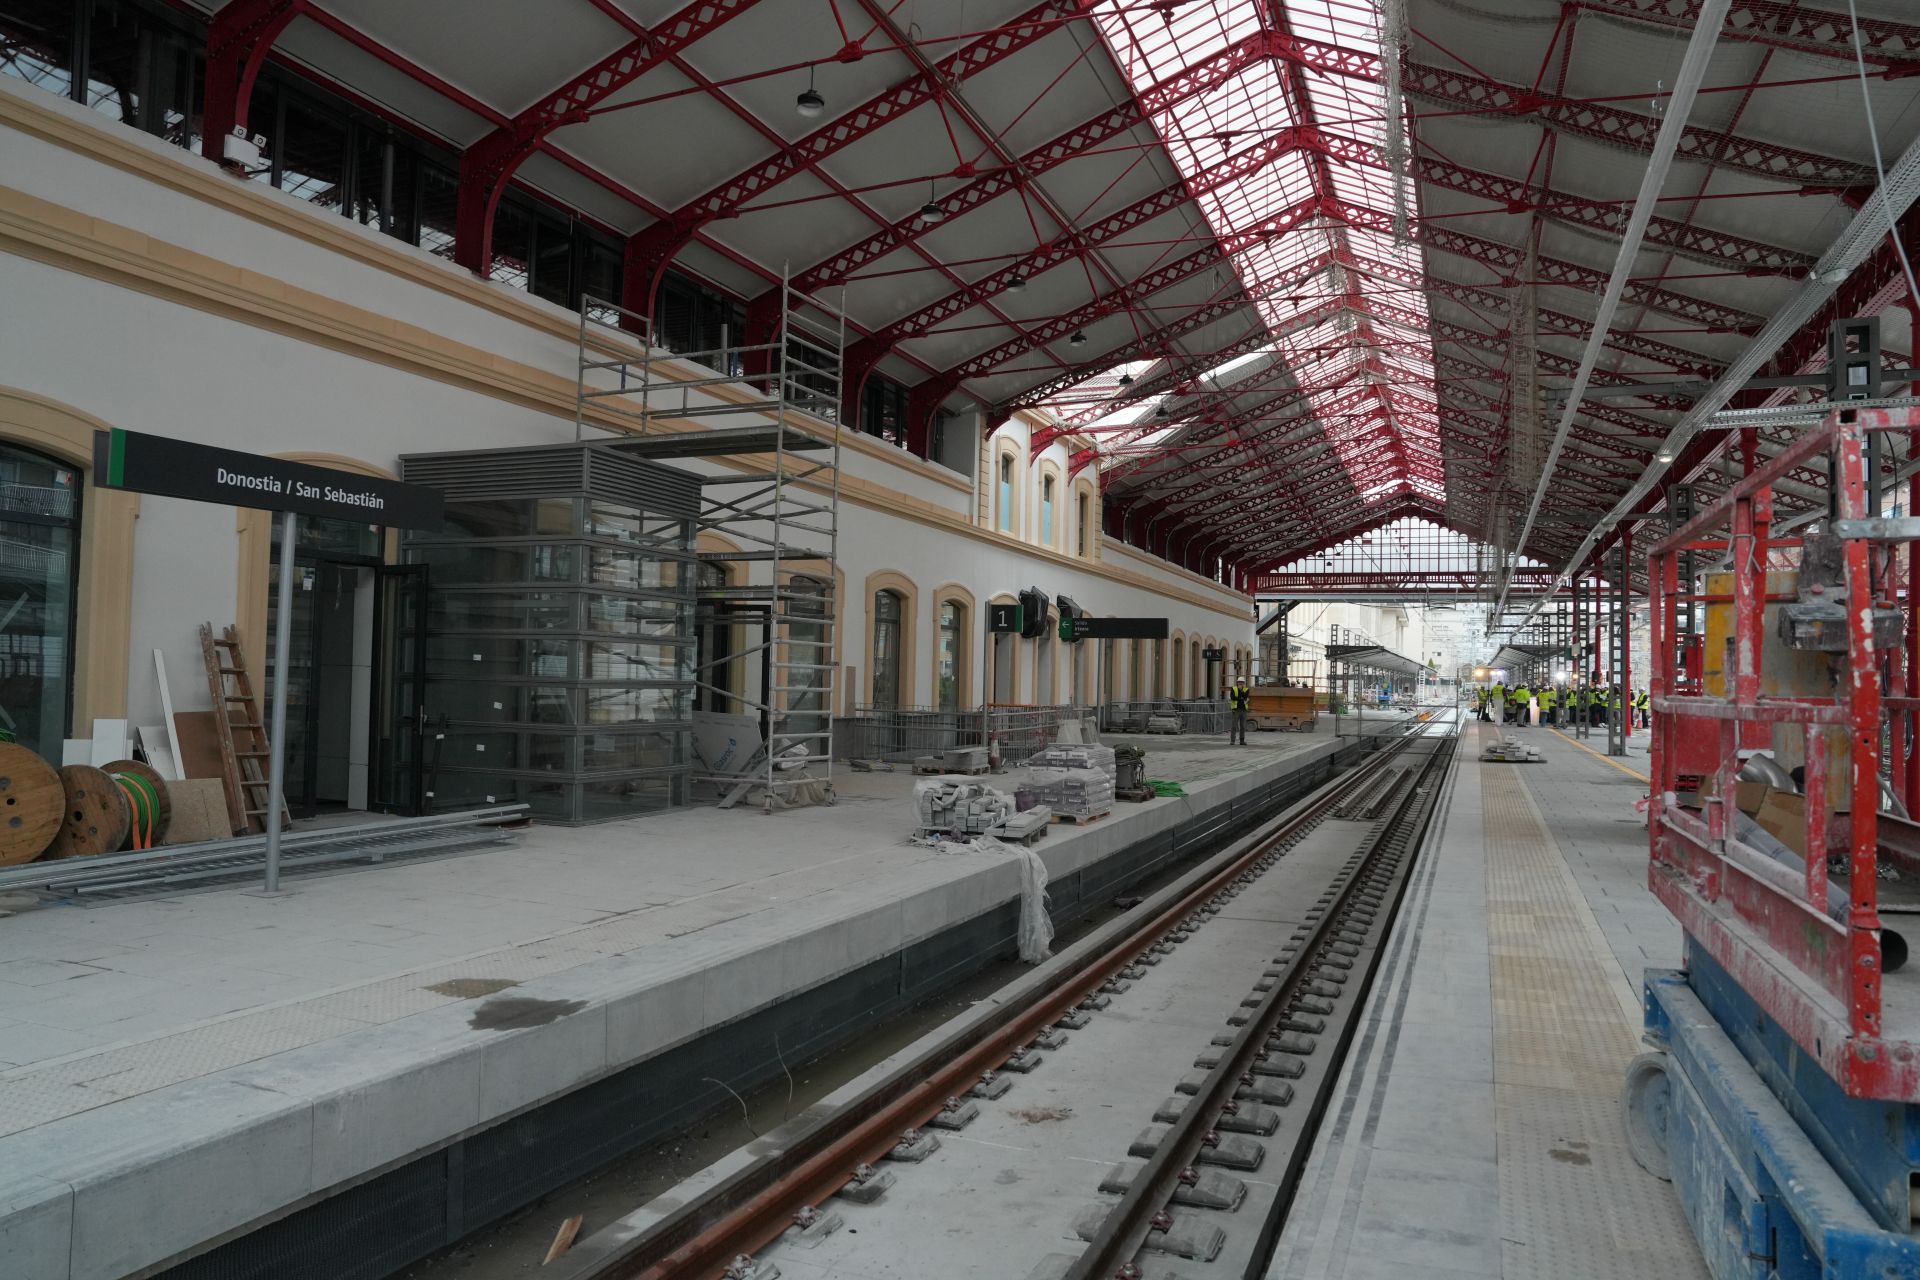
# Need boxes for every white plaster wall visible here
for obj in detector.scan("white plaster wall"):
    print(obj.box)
[0,95,1253,735]
[0,80,976,521]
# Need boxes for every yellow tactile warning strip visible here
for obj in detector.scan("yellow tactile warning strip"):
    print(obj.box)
[1479,725,1705,1278]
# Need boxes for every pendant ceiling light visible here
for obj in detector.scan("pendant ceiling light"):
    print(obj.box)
[919,179,947,225]
[796,64,825,118]
[1069,329,1088,347]
[1004,273,1027,294]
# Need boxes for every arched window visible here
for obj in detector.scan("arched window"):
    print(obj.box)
[1041,475,1055,545]
[1076,491,1089,557]
[0,442,80,758]
[937,600,966,711]
[998,455,1014,532]
[872,589,904,709]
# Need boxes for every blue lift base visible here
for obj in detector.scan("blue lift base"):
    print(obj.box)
[1641,967,1920,1279]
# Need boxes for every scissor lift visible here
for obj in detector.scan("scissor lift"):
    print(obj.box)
[1635,405,1920,1277]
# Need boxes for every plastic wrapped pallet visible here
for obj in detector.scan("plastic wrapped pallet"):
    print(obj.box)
[1022,765,1115,819]
[1027,742,1116,781]
[914,778,1015,834]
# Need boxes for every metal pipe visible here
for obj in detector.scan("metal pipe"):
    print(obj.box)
[1495,0,1731,621]
[1734,812,1907,971]
[1510,125,1920,639]
[264,512,296,893]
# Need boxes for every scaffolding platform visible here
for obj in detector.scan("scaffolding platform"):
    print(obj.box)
[573,272,846,814]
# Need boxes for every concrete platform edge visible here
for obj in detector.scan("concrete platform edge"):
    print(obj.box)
[0,737,1349,1280]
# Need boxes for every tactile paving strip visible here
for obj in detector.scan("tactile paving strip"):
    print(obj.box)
[1481,731,1704,1278]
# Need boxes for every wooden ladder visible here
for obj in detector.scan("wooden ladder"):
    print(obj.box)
[199,622,288,834]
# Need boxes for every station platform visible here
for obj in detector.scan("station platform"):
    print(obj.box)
[0,724,1371,1280]
[1269,719,1709,1279]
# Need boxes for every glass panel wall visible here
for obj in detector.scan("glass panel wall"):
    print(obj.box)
[401,471,698,824]
[937,601,963,712]
[265,513,383,816]
[0,444,79,759]
[871,589,902,709]
[860,376,907,449]
[86,0,199,148]
[0,3,77,98]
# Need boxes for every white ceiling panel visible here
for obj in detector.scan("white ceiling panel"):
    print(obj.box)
[815,103,990,221]
[516,151,650,233]
[677,10,919,145]
[319,0,634,118]
[276,16,493,147]
[672,239,772,297]
[835,246,975,332]
[561,65,773,210]
[702,177,898,290]
[910,196,1067,284]
[956,29,1129,154]
[1031,134,1186,225]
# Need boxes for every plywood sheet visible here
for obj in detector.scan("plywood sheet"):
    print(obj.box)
[172,711,226,781]
[163,777,235,843]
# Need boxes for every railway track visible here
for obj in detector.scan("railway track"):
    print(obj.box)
[551,717,1458,1280]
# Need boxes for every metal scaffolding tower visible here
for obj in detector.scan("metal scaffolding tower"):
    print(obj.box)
[574,267,846,812]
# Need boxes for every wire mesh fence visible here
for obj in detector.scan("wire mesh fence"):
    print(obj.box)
[986,704,1098,764]
[833,703,1119,765]
[833,706,979,763]
[1097,699,1230,736]
[834,697,1244,767]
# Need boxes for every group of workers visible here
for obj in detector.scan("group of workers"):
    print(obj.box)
[1473,681,1650,728]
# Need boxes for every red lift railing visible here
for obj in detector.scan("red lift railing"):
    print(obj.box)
[1649,404,1920,1101]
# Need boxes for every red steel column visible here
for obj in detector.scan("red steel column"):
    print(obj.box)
[1622,526,1633,739]
[1835,423,1887,1044]
[201,0,305,165]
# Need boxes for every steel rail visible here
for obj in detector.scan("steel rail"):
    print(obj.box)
[562,725,1444,1280]
[1071,726,1455,1278]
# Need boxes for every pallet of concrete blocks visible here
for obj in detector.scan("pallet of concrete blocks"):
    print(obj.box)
[914,777,1016,837]
[1023,766,1116,823]
[1481,735,1543,763]
[1027,742,1116,781]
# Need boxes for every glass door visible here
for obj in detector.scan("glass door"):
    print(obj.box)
[0,445,79,757]
[370,564,427,814]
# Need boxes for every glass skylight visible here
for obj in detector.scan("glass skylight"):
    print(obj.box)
[1059,0,1445,503]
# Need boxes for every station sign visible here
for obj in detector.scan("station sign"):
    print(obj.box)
[93,428,444,530]
[1067,616,1169,641]
[1202,646,1226,660]
[989,602,1022,633]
